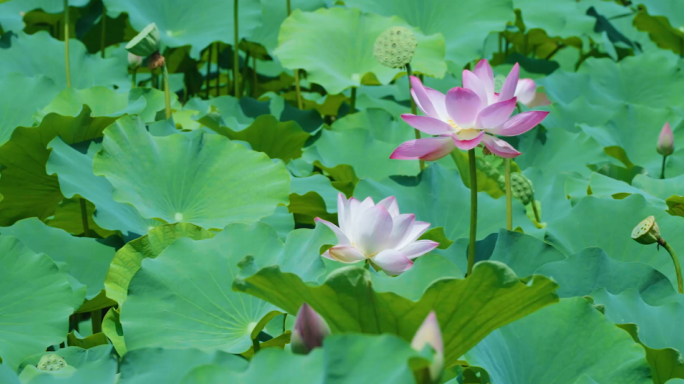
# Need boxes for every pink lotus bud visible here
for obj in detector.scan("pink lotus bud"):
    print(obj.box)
[128,53,142,69]
[411,311,444,382]
[514,78,536,107]
[657,122,674,156]
[291,303,331,354]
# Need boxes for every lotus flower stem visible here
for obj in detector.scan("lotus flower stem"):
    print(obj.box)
[531,198,541,223]
[286,0,291,15]
[661,155,668,179]
[234,0,240,98]
[215,43,221,97]
[350,87,357,112]
[661,240,683,294]
[406,63,424,171]
[252,56,258,97]
[79,198,90,236]
[64,0,71,87]
[252,337,261,353]
[504,158,512,230]
[294,70,303,108]
[100,5,106,58]
[132,68,137,88]
[162,63,172,119]
[467,149,478,276]
[205,46,213,98]
[242,51,251,97]
[91,309,102,334]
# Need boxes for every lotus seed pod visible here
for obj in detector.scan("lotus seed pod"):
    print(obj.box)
[631,216,662,245]
[510,173,534,205]
[657,122,674,156]
[125,23,161,57]
[493,74,507,93]
[373,26,417,69]
[37,354,67,371]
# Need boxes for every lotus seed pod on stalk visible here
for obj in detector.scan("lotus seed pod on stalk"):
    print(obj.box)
[510,173,534,205]
[125,23,161,57]
[37,354,67,371]
[291,303,331,354]
[631,216,661,245]
[373,26,417,69]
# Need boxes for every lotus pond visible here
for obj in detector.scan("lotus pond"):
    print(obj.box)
[0,0,683,382]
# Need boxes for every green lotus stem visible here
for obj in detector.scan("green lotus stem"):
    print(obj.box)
[162,63,172,119]
[661,155,667,179]
[286,0,291,15]
[205,45,213,98]
[467,149,478,276]
[242,51,251,97]
[215,43,221,97]
[350,87,357,112]
[531,198,541,223]
[294,69,303,109]
[504,158,512,230]
[91,309,102,334]
[234,0,240,98]
[282,313,287,333]
[252,337,261,353]
[661,240,683,294]
[100,5,106,58]
[79,198,90,237]
[64,0,71,87]
[406,63,424,171]
[132,67,137,88]
[252,55,258,97]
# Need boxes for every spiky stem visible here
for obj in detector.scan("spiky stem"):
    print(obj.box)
[467,149,478,276]
[234,0,240,98]
[100,5,106,58]
[661,155,668,179]
[91,309,102,334]
[79,198,90,237]
[661,239,683,294]
[64,0,71,87]
[505,158,512,230]
[162,63,172,119]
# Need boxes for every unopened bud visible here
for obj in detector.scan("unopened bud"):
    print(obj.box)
[411,311,444,383]
[657,122,674,156]
[291,303,331,354]
[373,26,417,69]
[37,354,67,371]
[128,53,142,69]
[515,79,537,107]
[125,23,161,57]
[631,216,662,245]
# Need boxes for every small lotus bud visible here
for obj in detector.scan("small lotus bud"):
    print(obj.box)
[291,303,331,354]
[373,26,417,69]
[128,53,142,69]
[411,311,444,382]
[515,79,537,107]
[125,23,161,57]
[657,122,674,156]
[631,216,662,245]
[510,173,535,205]
[37,354,67,371]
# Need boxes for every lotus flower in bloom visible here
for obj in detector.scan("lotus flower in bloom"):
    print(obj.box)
[291,303,331,355]
[315,193,438,275]
[411,311,444,382]
[391,59,548,160]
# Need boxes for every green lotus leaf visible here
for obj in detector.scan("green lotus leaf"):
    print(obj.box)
[546,194,684,288]
[275,8,446,94]
[20,356,118,384]
[0,73,60,147]
[250,0,327,53]
[331,108,414,144]
[514,0,600,40]
[632,173,684,201]
[343,0,513,67]
[19,345,114,373]
[586,173,665,209]
[0,0,89,32]
[234,260,559,366]
[45,198,117,238]
[488,229,565,277]
[92,115,290,230]
[633,0,684,56]
[118,348,248,384]
[666,195,684,217]
[121,222,335,353]
[0,107,117,226]
[290,174,339,213]
[103,0,263,59]
[0,236,75,370]
[465,297,652,384]
[0,32,129,90]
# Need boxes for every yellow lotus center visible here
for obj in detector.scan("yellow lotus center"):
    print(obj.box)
[446,119,480,140]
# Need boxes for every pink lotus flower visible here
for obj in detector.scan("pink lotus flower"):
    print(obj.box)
[411,311,444,382]
[391,60,548,160]
[657,122,674,156]
[315,193,439,275]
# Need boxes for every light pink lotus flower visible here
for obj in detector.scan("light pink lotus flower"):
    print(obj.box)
[657,122,674,156]
[291,303,331,355]
[411,311,444,382]
[391,60,549,160]
[315,193,438,275]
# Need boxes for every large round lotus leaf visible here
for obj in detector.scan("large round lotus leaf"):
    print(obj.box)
[0,218,115,300]
[0,236,75,370]
[0,0,89,32]
[121,222,335,353]
[514,0,600,39]
[92,115,290,230]
[290,174,339,213]
[587,173,666,210]
[546,194,684,288]
[0,73,60,147]
[634,0,684,29]
[465,297,652,384]
[0,107,117,226]
[274,8,446,94]
[118,348,247,384]
[19,345,113,372]
[235,260,559,367]
[343,0,513,67]
[219,115,310,162]
[250,0,327,53]
[487,229,566,277]
[21,357,118,384]
[0,32,129,90]
[632,174,684,201]
[103,0,263,59]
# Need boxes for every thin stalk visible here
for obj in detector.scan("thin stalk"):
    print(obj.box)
[64,0,71,87]
[79,198,90,237]
[162,63,172,119]
[294,69,303,108]
[282,313,287,334]
[350,87,356,112]
[215,43,221,97]
[661,155,667,179]
[241,51,251,97]
[661,240,683,294]
[531,199,541,223]
[91,309,103,334]
[504,159,512,230]
[406,63,424,171]
[100,5,106,58]
[233,0,240,98]
[131,67,137,88]
[286,0,291,15]
[252,56,258,98]
[205,46,213,98]
[252,337,261,353]
[467,149,478,276]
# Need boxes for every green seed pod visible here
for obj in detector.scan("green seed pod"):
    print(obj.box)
[125,23,161,57]
[37,354,67,371]
[493,74,506,93]
[631,216,661,245]
[373,26,417,69]
[510,173,534,205]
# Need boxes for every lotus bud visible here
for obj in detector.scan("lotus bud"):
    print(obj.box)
[411,311,444,383]
[291,303,331,354]
[128,53,142,69]
[657,122,674,156]
[37,354,67,371]
[125,23,161,57]
[373,26,417,69]
[631,216,662,245]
